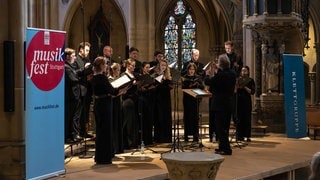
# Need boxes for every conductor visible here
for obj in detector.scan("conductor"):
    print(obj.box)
[204,54,236,155]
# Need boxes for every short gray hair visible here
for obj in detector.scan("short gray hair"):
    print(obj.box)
[309,151,320,180]
[218,54,230,70]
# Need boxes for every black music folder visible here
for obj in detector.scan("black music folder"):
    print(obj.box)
[138,74,155,88]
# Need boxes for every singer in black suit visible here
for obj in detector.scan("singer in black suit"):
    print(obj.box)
[204,54,236,155]
[73,42,94,138]
[182,63,204,142]
[64,48,82,143]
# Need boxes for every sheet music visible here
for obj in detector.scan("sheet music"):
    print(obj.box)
[155,74,164,83]
[169,61,177,69]
[149,66,156,71]
[192,88,208,95]
[203,61,212,70]
[110,74,131,88]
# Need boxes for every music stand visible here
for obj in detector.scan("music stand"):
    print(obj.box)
[163,68,184,153]
[182,89,211,151]
[131,75,157,155]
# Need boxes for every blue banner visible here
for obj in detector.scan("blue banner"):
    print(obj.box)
[283,54,307,138]
[25,27,65,179]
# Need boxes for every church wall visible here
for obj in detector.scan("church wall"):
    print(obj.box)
[0,0,319,179]
[66,0,127,63]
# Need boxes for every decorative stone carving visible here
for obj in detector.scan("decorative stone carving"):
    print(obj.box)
[162,152,224,180]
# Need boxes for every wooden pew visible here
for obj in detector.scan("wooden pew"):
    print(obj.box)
[306,108,320,140]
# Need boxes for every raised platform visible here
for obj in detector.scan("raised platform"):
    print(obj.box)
[56,134,318,180]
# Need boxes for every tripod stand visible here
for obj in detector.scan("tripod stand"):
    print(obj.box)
[131,87,157,155]
[182,89,211,151]
[79,103,94,159]
[170,79,184,152]
[229,93,243,149]
[163,70,184,154]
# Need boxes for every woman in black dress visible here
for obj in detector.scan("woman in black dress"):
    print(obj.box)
[91,57,125,164]
[122,58,140,149]
[182,63,204,142]
[153,59,173,143]
[236,66,255,142]
[137,62,157,145]
[108,63,124,154]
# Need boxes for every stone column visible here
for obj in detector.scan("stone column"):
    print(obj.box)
[27,0,36,27]
[263,0,268,15]
[277,0,282,14]
[279,43,285,94]
[2,1,27,179]
[253,0,258,16]
[243,0,248,18]
[314,42,320,104]
[261,43,268,95]
[309,72,316,105]
[130,0,154,60]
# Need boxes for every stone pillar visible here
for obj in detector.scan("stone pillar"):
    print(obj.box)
[279,43,285,94]
[261,43,268,95]
[27,0,36,27]
[309,72,316,105]
[277,0,282,14]
[1,1,27,179]
[243,0,248,18]
[314,42,320,104]
[130,0,154,60]
[253,0,258,16]
[263,0,268,15]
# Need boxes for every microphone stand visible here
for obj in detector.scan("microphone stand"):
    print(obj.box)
[229,92,242,149]
[78,0,93,159]
[132,80,157,155]
[162,69,184,154]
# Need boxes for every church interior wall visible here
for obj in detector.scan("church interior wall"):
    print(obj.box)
[66,0,127,63]
[0,0,319,178]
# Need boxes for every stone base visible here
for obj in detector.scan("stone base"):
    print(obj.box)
[259,94,285,133]
[161,152,224,180]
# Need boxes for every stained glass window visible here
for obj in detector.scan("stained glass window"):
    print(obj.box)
[164,0,196,69]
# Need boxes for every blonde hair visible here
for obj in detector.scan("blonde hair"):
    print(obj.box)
[125,58,135,68]
[110,63,121,77]
[163,59,172,80]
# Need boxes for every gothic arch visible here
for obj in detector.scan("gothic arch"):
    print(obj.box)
[63,0,127,61]
[309,0,320,42]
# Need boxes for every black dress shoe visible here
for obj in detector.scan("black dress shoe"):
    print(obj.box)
[215,150,232,155]
[96,161,112,165]
[246,138,251,142]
